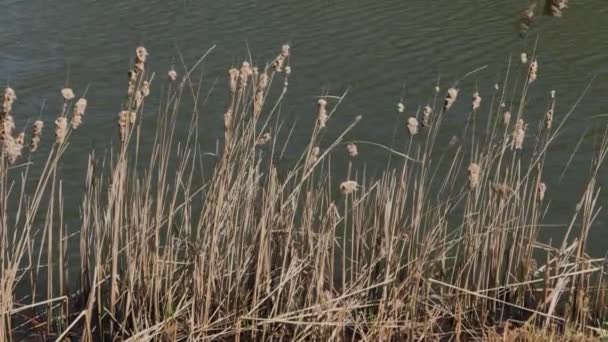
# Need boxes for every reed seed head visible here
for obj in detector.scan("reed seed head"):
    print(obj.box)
[317,98,328,128]
[423,105,432,126]
[15,131,24,145]
[54,117,68,145]
[472,91,482,111]
[407,117,419,135]
[168,68,177,81]
[136,46,149,64]
[2,87,16,114]
[3,134,23,165]
[118,111,129,142]
[346,143,358,157]
[467,162,481,190]
[224,109,233,131]
[512,118,526,150]
[520,52,528,64]
[311,146,320,163]
[340,180,358,195]
[74,98,88,116]
[443,87,458,111]
[528,59,538,83]
[256,132,272,146]
[141,80,151,97]
[258,73,269,91]
[550,90,556,99]
[3,115,15,137]
[228,68,239,93]
[503,111,511,126]
[30,120,43,152]
[61,88,75,101]
[397,102,405,113]
[538,182,547,201]
[545,108,554,130]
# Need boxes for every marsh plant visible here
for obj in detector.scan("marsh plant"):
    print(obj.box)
[0,43,607,341]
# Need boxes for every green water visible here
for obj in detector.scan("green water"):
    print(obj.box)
[2,0,608,256]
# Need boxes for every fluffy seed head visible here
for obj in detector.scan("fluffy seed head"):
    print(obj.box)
[228,68,239,93]
[444,88,458,111]
[423,105,432,126]
[3,115,15,137]
[258,73,269,91]
[54,117,68,145]
[520,52,528,64]
[472,92,482,111]
[256,132,272,146]
[407,117,419,135]
[317,99,328,128]
[503,111,511,126]
[512,118,526,150]
[311,146,320,163]
[528,59,538,83]
[3,134,23,164]
[30,120,44,152]
[538,182,547,201]
[346,143,358,157]
[397,102,405,113]
[468,163,481,190]
[74,98,87,116]
[168,68,177,81]
[61,88,75,101]
[136,46,148,63]
[118,111,129,142]
[340,180,358,195]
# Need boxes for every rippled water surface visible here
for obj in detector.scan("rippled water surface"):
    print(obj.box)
[1,0,608,254]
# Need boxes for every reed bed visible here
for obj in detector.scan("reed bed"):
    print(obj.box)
[0,44,607,341]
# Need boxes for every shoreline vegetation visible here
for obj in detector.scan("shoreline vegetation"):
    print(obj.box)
[1,42,607,341]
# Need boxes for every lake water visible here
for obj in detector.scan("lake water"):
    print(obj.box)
[2,0,608,256]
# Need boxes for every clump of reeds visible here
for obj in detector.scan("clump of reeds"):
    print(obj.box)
[3,44,607,342]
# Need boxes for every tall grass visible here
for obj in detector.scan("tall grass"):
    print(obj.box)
[1,44,607,341]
